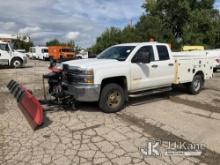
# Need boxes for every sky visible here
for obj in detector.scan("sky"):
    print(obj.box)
[0,0,145,48]
[0,0,220,48]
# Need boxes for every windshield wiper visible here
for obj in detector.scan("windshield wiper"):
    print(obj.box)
[115,58,125,61]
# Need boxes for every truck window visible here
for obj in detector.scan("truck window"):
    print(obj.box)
[62,48,73,52]
[0,44,9,51]
[157,45,170,61]
[132,46,155,62]
[42,49,48,53]
[97,46,135,61]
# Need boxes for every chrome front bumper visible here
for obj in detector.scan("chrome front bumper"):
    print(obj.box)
[63,83,101,102]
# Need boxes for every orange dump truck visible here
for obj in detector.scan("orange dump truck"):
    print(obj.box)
[48,46,75,60]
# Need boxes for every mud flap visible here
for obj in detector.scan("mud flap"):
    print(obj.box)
[7,80,44,130]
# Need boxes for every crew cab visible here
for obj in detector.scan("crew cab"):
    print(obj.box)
[0,41,27,68]
[61,42,214,113]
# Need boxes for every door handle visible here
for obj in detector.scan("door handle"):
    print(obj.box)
[152,64,158,68]
[168,63,174,66]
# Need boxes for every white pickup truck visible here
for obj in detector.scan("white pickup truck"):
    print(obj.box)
[0,41,27,68]
[61,42,214,113]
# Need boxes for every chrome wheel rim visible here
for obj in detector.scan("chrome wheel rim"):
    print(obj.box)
[14,60,21,67]
[107,90,122,108]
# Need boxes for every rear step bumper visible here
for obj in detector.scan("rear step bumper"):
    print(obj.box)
[7,80,44,130]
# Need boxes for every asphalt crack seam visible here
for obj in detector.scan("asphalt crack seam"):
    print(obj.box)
[117,112,220,165]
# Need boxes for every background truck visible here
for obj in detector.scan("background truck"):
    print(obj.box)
[53,42,214,113]
[48,46,75,61]
[30,46,49,60]
[0,41,27,68]
[76,50,89,59]
[205,49,220,72]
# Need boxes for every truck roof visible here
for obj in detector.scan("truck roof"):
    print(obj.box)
[114,42,168,47]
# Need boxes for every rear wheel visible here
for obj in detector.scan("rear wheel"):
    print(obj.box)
[11,58,23,68]
[99,83,125,113]
[187,75,204,95]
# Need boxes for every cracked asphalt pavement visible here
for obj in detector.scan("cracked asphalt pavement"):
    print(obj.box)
[0,60,220,165]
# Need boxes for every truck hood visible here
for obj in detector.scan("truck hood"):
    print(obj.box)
[62,58,123,70]
[14,51,27,58]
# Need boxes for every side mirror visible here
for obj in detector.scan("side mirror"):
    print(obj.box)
[132,53,150,64]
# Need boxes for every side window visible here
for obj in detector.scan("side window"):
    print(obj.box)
[157,45,170,61]
[132,46,155,62]
[0,44,9,51]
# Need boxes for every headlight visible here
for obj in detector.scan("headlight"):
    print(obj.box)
[80,69,94,75]
[80,75,94,84]
[80,69,94,84]
[64,68,94,84]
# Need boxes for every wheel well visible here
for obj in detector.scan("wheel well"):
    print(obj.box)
[10,57,23,65]
[195,71,204,80]
[101,76,127,91]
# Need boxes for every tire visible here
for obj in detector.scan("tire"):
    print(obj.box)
[11,58,23,68]
[187,75,203,95]
[99,83,125,113]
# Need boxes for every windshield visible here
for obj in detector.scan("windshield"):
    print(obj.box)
[97,46,135,61]
[0,44,9,51]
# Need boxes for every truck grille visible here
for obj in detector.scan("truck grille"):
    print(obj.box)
[63,64,82,84]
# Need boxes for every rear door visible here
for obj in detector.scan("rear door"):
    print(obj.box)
[0,43,10,65]
[155,45,175,86]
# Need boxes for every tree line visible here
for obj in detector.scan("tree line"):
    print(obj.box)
[89,0,220,54]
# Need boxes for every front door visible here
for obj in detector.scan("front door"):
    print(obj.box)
[130,45,161,92]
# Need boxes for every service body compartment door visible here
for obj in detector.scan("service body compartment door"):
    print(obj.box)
[173,52,213,84]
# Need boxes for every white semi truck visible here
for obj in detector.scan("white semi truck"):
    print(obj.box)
[0,41,27,68]
[57,42,214,113]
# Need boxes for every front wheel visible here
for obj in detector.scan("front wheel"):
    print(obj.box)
[11,58,23,68]
[99,83,125,113]
[187,75,204,95]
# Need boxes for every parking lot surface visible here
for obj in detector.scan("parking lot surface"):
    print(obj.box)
[0,60,220,165]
